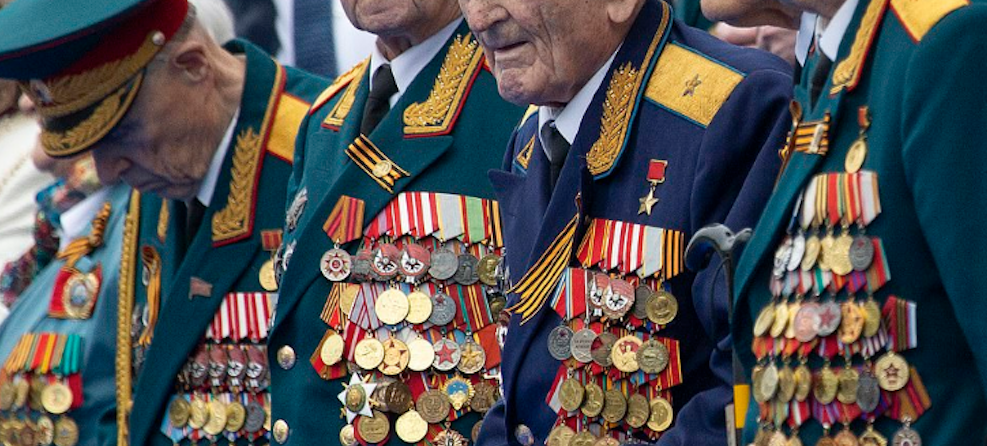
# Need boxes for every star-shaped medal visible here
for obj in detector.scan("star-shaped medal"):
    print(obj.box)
[337,373,377,423]
[638,188,659,215]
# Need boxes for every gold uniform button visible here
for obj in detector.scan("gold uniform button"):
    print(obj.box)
[277,346,296,370]
[273,419,289,444]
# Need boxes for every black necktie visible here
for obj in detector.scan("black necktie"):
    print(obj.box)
[361,65,399,136]
[540,122,570,188]
[185,199,207,247]
[810,54,833,108]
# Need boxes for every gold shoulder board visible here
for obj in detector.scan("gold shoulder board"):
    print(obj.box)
[644,43,744,128]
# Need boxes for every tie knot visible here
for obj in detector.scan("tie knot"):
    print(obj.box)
[370,65,399,102]
[540,121,570,166]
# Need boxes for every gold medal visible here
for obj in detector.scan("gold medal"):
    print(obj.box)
[395,410,429,443]
[379,337,410,376]
[770,302,790,339]
[344,383,368,413]
[845,139,867,174]
[625,393,650,429]
[406,337,435,372]
[405,291,433,324]
[259,259,278,291]
[226,401,247,432]
[0,381,15,411]
[785,301,801,340]
[17,422,37,446]
[813,365,839,405]
[829,233,854,276]
[611,335,642,373]
[339,424,358,446]
[834,428,859,446]
[818,233,834,272]
[61,270,99,319]
[13,378,28,410]
[559,378,585,412]
[36,416,54,446]
[457,340,486,375]
[753,303,776,337]
[600,389,627,423]
[837,366,860,404]
[416,389,451,424]
[354,337,385,370]
[768,431,788,446]
[203,400,228,435]
[357,410,390,444]
[442,375,475,411]
[646,290,678,325]
[647,397,674,432]
[839,301,865,344]
[547,425,576,446]
[40,382,73,415]
[637,339,670,374]
[52,417,78,446]
[801,235,821,271]
[29,379,44,411]
[777,365,796,403]
[874,352,909,391]
[188,397,209,429]
[375,289,410,325]
[858,425,887,446]
[320,330,345,367]
[862,299,881,338]
[594,435,620,446]
[477,254,502,286]
[471,381,499,413]
[168,397,191,428]
[434,429,468,446]
[581,380,604,418]
[570,431,598,446]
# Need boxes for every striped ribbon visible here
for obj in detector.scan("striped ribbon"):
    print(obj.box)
[576,219,685,280]
[345,136,409,193]
[323,196,365,245]
[508,215,580,324]
[206,293,273,342]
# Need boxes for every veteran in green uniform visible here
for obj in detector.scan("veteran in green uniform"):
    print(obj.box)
[267,0,525,445]
[0,0,327,445]
[701,0,987,444]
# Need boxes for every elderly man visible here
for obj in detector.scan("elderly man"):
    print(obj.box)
[0,0,327,445]
[266,0,525,445]
[700,0,987,444]
[457,0,793,444]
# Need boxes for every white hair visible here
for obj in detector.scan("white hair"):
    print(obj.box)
[189,0,236,44]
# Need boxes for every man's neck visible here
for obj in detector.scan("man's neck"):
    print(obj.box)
[375,15,462,60]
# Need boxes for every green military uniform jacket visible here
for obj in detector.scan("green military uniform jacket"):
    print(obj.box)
[269,19,525,446]
[0,184,130,446]
[733,0,987,444]
[119,40,327,446]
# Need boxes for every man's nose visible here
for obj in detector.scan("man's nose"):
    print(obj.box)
[459,0,507,35]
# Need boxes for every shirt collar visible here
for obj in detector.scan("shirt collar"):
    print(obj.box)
[795,0,858,65]
[370,19,462,107]
[537,49,619,159]
[196,108,239,207]
[58,186,113,251]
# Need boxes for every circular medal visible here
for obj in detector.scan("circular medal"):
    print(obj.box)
[875,352,909,391]
[340,424,358,446]
[428,248,458,281]
[432,338,462,371]
[53,417,78,446]
[788,233,806,272]
[13,378,28,409]
[581,380,604,417]
[405,291,433,324]
[383,381,414,414]
[646,290,679,325]
[637,339,670,374]
[785,301,801,340]
[37,416,54,446]
[633,286,651,320]
[354,338,386,370]
[375,289,410,325]
[320,248,352,282]
[816,300,843,337]
[471,381,499,413]
[345,383,368,413]
[600,389,627,423]
[400,244,431,279]
[849,235,874,271]
[203,401,228,435]
[814,366,839,405]
[357,411,390,444]
[833,429,858,446]
[753,303,776,338]
[457,339,486,375]
[489,295,507,317]
[801,235,821,271]
[759,364,780,403]
[188,397,209,429]
[839,301,866,344]
[454,253,480,285]
[379,337,411,376]
[434,429,468,446]
[892,426,921,446]
[0,381,15,411]
[794,302,822,343]
[777,365,796,403]
[416,389,451,424]
[547,425,576,446]
[63,271,98,318]
[602,278,635,320]
[428,291,457,326]
[371,244,401,280]
[830,233,854,276]
[406,337,435,372]
[770,302,790,339]
[570,431,598,446]
[169,397,191,428]
[845,139,868,174]
[41,382,73,415]
[774,238,793,278]
[570,328,596,364]
[477,254,502,286]
[857,370,881,413]
[862,299,882,338]
[837,367,860,404]
[793,364,812,402]
[320,330,345,367]
[226,401,247,432]
[395,410,428,443]
[647,396,674,432]
[590,332,617,367]
[559,378,585,412]
[611,335,642,373]
[548,325,574,361]
[625,393,650,429]
[244,401,266,433]
[594,435,620,446]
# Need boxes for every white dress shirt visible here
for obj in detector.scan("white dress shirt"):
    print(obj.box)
[369,19,462,108]
[794,0,860,66]
[195,109,239,208]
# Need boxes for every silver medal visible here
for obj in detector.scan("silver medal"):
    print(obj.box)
[547,325,574,361]
[856,370,880,413]
[849,235,875,271]
[570,328,596,363]
[320,248,353,281]
[428,291,457,326]
[429,248,458,281]
[453,254,480,285]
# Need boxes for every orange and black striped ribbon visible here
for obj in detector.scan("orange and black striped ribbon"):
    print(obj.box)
[507,214,580,324]
[320,283,344,329]
[322,196,365,245]
[345,135,409,193]
[662,229,684,280]
[791,115,830,156]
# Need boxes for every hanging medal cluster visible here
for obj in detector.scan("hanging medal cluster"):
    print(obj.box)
[753,131,927,446]
[309,192,507,446]
[542,218,687,445]
[0,333,85,446]
[160,292,275,445]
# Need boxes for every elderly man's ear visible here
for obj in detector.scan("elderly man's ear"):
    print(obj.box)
[170,41,211,83]
[606,0,643,25]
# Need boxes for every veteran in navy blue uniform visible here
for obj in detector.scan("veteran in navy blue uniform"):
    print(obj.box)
[459,0,792,444]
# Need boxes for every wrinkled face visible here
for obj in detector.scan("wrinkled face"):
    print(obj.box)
[340,0,459,38]
[459,0,617,106]
[90,63,217,200]
[700,0,818,28]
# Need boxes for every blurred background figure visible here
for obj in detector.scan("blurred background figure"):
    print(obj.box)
[712,23,797,66]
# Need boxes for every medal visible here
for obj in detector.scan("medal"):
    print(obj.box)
[830,233,854,276]
[454,253,480,285]
[405,290,433,324]
[794,363,812,402]
[802,235,821,271]
[53,417,78,446]
[789,233,806,272]
[457,339,486,375]
[37,416,54,446]
[320,248,353,282]
[857,369,881,413]
[777,364,796,402]
[571,431,598,446]
[375,289,410,326]
[602,278,635,320]
[581,380,605,417]
[244,401,266,433]
[559,377,585,412]
[406,337,435,372]
[817,300,843,337]
[753,303,776,338]
[774,237,793,278]
[548,325,574,361]
[40,382,73,415]
[845,107,871,174]
[757,364,780,403]
[814,365,839,405]
[428,291,457,326]
[395,410,428,443]
[477,254,502,286]
[434,429,468,446]
[837,366,860,405]
[590,332,617,367]
[381,381,414,414]
[647,396,674,432]
[785,301,801,339]
[874,352,909,391]
[339,424,357,446]
[637,338,670,374]
[188,396,209,429]
[203,400,228,436]
[428,247,458,281]
[356,410,390,444]
[444,375,475,411]
[794,302,821,343]
[350,250,373,282]
[379,337,410,376]
[416,389,451,424]
[320,330,345,367]
[432,338,462,372]
[370,244,401,280]
[819,233,834,272]
[354,337,385,370]
[834,429,858,446]
[849,236,874,271]
[547,425,576,446]
[862,299,882,338]
[168,397,191,428]
[892,424,920,446]
[646,289,678,325]
[60,269,100,319]
[633,286,651,320]
[625,393,650,429]
[588,273,609,314]
[225,401,247,432]
[770,302,790,339]
[611,335,642,373]
[399,244,431,279]
[859,426,887,446]
[570,328,596,364]
[471,381,499,413]
[595,436,620,446]
[600,389,627,423]
[227,346,248,385]
[839,301,866,344]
